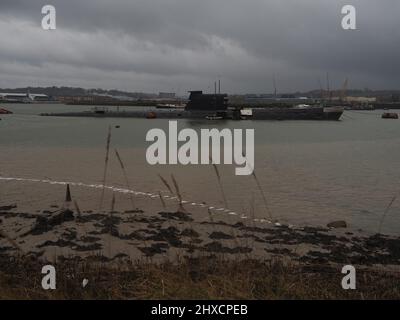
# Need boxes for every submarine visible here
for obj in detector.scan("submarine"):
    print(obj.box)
[41,90,344,121]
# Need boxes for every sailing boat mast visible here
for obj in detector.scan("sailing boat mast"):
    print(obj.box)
[273,74,277,98]
[326,72,331,102]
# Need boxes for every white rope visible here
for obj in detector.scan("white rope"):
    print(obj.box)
[0,175,290,228]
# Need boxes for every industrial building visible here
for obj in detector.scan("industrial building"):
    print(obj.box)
[0,93,51,103]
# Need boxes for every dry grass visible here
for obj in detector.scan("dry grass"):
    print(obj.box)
[158,174,185,211]
[0,255,399,300]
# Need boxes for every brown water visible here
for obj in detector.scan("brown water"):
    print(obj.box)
[1,103,399,234]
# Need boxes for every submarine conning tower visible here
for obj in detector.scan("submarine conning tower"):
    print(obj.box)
[185,91,229,111]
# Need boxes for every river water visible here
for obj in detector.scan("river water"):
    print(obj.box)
[1,103,399,234]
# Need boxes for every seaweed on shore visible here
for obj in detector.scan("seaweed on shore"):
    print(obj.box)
[158,211,193,222]
[22,210,75,236]
[0,205,17,211]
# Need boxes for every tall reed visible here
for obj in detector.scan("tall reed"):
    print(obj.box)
[158,174,184,211]
[378,192,399,234]
[251,170,273,220]
[171,174,185,212]
[115,149,136,210]
[158,174,173,195]
[73,200,81,217]
[158,191,166,210]
[99,126,112,210]
[210,156,228,208]
[108,192,116,257]
[241,150,273,220]
[110,192,116,213]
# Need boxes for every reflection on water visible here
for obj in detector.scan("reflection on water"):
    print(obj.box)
[1,103,400,234]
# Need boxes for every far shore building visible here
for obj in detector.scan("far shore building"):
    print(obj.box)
[0,93,30,103]
[0,92,52,103]
[57,95,116,104]
[158,92,176,100]
[344,96,377,103]
[29,94,51,102]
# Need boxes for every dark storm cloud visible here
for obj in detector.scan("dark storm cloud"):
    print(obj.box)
[0,0,399,93]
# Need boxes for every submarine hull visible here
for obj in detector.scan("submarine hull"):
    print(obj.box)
[250,107,343,121]
[41,107,343,121]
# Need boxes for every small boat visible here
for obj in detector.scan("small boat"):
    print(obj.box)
[382,112,399,119]
[0,108,13,114]
[146,111,157,119]
[92,106,108,114]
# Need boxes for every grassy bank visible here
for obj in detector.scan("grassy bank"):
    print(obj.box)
[1,254,399,300]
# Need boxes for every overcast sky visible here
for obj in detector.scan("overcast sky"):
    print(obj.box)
[0,0,399,94]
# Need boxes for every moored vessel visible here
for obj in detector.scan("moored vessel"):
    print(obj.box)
[0,108,13,114]
[382,112,399,119]
[41,91,344,121]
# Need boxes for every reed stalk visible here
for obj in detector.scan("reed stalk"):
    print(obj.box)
[210,156,228,209]
[108,192,116,258]
[74,200,81,217]
[251,170,273,220]
[378,192,399,234]
[240,151,273,220]
[158,191,166,210]
[158,174,173,195]
[115,149,136,210]
[171,174,185,211]
[99,125,112,210]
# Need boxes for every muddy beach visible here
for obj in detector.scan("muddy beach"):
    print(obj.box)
[1,198,400,268]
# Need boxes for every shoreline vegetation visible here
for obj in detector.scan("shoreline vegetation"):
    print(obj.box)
[1,254,400,299]
[1,202,400,299]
